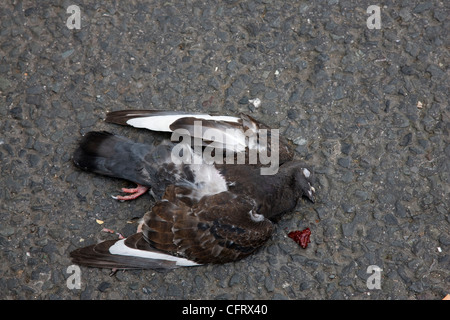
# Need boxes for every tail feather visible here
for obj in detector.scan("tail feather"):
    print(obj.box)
[73,131,163,186]
[73,131,116,174]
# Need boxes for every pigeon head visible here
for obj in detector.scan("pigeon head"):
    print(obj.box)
[295,167,316,203]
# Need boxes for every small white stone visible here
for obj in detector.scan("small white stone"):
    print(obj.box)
[294,137,307,145]
[249,98,261,108]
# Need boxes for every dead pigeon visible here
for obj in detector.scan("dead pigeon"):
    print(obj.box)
[70,110,315,269]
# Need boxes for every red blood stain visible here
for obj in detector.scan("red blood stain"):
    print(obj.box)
[288,228,311,249]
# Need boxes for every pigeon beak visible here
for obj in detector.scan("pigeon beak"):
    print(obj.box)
[306,188,315,203]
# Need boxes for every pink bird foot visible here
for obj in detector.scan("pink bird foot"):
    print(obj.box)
[111,184,149,201]
[101,227,125,239]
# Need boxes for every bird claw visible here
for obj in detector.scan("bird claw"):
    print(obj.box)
[102,228,125,239]
[111,184,149,201]
[109,268,119,277]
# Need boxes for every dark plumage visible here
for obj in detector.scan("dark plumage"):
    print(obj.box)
[70,110,316,269]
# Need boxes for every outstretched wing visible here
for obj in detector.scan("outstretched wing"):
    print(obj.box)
[106,109,294,163]
[105,110,240,132]
[70,185,274,269]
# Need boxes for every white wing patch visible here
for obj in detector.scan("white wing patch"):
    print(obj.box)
[109,239,200,267]
[126,114,240,132]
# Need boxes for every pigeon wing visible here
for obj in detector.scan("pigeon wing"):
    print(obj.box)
[70,185,274,269]
[142,185,275,265]
[106,109,294,163]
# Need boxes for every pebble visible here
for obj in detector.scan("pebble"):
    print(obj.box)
[264,276,275,292]
[293,137,307,146]
[413,2,432,14]
[0,226,15,237]
[97,282,111,292]
[248,98,261,108]
[0,77,11,91]
[229,273,241,287]
[264,91,278,100]
[26,85,43,95]
[337,157,350,168]
[61,49,75,59]
[333,86,345,100]
[9,106,22,119]
[25,95,41,106]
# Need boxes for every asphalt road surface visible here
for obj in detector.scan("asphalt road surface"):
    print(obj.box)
[0,0,448,299]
